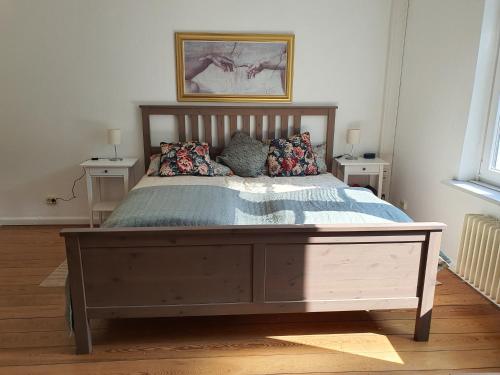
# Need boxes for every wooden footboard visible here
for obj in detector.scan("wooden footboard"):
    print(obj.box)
[61,223,444,354]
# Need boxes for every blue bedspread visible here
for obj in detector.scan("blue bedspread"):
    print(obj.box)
[103,185,412,227]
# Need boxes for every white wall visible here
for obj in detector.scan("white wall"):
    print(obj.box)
[390,0,500,263]
[0,0,393,223]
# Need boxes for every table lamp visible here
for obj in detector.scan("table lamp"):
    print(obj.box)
[107,129,123,161]
[345,129,360,160]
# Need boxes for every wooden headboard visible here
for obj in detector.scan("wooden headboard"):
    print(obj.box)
[140,105,337,172]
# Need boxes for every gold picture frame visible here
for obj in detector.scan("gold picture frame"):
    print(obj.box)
[175,32,294,102]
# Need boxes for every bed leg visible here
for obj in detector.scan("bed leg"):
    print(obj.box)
[413,231,441,342]
[74,316,92,354]
[65,235,93,354]
[414,308,432,341]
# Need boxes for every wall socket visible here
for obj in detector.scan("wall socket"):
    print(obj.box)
[46,196,57,205]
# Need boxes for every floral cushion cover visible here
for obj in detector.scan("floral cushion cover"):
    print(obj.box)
[313,143,328,173]
[146,154,161,176]
[159,141,214,176]
[148,152,232,177]
[267,132,319,177]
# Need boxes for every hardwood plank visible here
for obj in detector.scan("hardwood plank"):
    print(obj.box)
[2,349,500,375]
[0,305,64,319]
[0,285,65,296]
[434,292,491,306]
[1,333,500,367]
[2,316,500,350]
[0,294,64,307]
[1,304,498,334]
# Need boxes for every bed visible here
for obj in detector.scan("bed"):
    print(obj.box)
[61,105,445,354]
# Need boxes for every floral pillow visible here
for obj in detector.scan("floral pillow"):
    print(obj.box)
[148,152,230,177]
[313,143,328,174]
[159,141,214,176]
[211,160,234,176]
[146,154,161,176]
[267,132,319,177]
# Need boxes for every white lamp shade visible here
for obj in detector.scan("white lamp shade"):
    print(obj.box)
[107,129,121,145]
[346,129,360,145]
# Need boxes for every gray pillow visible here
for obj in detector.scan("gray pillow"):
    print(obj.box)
[217,131,268,177]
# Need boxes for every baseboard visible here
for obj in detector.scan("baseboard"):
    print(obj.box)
[0,217,89,225]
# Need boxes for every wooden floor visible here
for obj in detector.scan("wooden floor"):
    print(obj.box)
[0,226,499,374]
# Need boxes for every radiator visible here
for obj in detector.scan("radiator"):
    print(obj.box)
[455,214,500,305]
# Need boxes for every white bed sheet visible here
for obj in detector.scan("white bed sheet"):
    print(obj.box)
[133,173,348,194]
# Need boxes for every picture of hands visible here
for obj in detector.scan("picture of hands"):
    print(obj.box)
[176,33,294,102]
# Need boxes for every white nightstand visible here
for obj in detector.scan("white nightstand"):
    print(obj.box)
[334,156,389,198]
[80,158,138,227]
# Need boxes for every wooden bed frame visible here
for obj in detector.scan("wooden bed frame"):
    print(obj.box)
[61,105,445,354]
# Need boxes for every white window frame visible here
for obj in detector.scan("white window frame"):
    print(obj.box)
[478,55,500,187]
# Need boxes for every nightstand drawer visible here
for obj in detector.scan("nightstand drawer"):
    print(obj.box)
[88,167,128,176]
[347,165,380,174]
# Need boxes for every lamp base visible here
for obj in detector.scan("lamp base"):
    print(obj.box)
[344,154,358,160]
[108,157,123,161]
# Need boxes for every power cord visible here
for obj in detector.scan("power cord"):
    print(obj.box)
[54,167,86,202]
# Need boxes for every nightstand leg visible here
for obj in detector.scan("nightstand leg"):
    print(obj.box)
[86,174,93,228]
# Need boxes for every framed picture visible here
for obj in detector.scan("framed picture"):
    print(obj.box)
[175,32,294,102]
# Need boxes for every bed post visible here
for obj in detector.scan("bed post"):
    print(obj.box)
[141,107,152,173]
[414,230,442,341]
[326,107,336,173]
[65,234,92,354]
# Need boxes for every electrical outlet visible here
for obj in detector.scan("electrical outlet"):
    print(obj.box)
[46,196,57,205]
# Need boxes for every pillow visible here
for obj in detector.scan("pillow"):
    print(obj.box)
[267,132,319,177]
[146,154,161,176]
[159,141,214,176]
[148,154,231,177]
[217,131,268,177]
[313,143,328,174]
[211,160,234,176]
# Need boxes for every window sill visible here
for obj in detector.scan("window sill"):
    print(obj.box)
[444,179,500,206]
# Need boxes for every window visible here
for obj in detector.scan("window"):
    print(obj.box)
[478,77,500,187]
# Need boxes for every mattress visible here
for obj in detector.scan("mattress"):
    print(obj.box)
[103,174,411,228]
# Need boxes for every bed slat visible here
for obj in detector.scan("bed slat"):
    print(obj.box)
[293,115,301,135]
[230,115,237,136]
[203,115,211,144]
[190,115,199,141]
[256,115,263,141]
[217,115,224,148]
[243,115,250,135]
[178,115,186,142]
[269,115,276,139]
[281,115,289,138]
